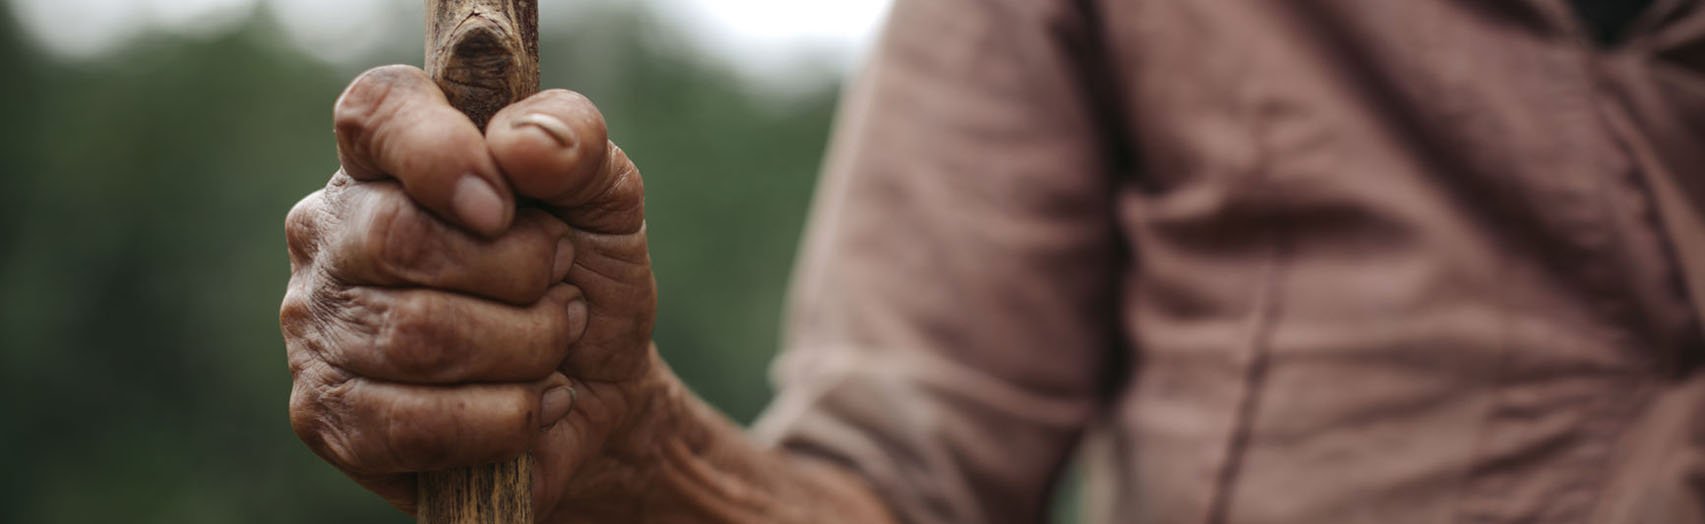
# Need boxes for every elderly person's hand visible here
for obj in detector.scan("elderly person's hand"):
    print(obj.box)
[280,65,673,519]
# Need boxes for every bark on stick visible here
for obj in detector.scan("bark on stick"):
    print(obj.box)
[426,0,539,130]
[418,1,539,522]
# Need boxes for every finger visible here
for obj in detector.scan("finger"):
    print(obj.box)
[285,282,588,385]
[289,363,572,477]
[486,90,645,235]
[310,369,572,516]
[530,377,621,519]
[284,189,329,273]
[333,65,513,237]
[531,397,584,519]
[321,177,573,305]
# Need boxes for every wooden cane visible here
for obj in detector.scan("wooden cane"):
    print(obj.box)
[418,1,539,523]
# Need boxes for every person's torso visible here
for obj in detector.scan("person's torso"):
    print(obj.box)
[1091,1,1705,522]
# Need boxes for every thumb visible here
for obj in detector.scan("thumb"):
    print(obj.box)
[485,89,644,235]
[486,90,655,382]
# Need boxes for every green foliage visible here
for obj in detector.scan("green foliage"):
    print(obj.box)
[0,4,837,522]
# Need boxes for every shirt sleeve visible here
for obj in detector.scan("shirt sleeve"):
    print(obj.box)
[750,0,1126,522]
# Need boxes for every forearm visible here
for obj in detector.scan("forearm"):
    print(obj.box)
[552,354,897,524]
[648,378,896,523]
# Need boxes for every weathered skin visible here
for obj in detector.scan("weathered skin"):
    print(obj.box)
[280,65,894,523]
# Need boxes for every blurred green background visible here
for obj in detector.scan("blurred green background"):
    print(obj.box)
[0,1,841,521]
[0,0,1089,521]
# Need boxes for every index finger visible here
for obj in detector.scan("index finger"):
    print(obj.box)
[333,65,515,237]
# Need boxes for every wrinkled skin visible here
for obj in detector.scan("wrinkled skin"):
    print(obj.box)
[281,65,675,520]
[283,65,894,524]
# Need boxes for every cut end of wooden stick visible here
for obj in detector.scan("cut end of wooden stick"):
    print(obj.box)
[426,0,540,129]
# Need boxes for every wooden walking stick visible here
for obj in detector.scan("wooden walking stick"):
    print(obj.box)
[418,1,539,523]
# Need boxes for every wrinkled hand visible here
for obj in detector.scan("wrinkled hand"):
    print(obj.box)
[280,65,671,520]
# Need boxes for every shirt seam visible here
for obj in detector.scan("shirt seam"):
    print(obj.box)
[1201,89,1292,522]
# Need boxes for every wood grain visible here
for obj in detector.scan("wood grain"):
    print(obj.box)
[419,454,534,523]
[418,1,539,523]
[426,0,539,130]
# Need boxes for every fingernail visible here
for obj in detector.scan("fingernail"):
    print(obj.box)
[552,237,574,280]
[451,175,506,235]
[513,113,575,148]
[540,385,575,429]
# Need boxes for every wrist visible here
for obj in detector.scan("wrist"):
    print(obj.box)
[607,345,692,459]
[542,344,895,524]
[543,344,694,521]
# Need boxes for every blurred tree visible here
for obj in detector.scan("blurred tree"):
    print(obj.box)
[0,2,838,522]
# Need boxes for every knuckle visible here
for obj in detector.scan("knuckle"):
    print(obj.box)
[280,281,314,319]
[334,84,385,141]
[367,194,446,282]
[279,287,318,358]
[288,391,334,460]
[334,66,420,146]
[284,191,329,267]
[286,372,326,439]
[282,276,355,376]
[372,293,460,381]
[289,364,370,473]
[284,192,321,237]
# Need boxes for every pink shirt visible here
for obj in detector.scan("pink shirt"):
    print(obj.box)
[754,1,1705,522]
